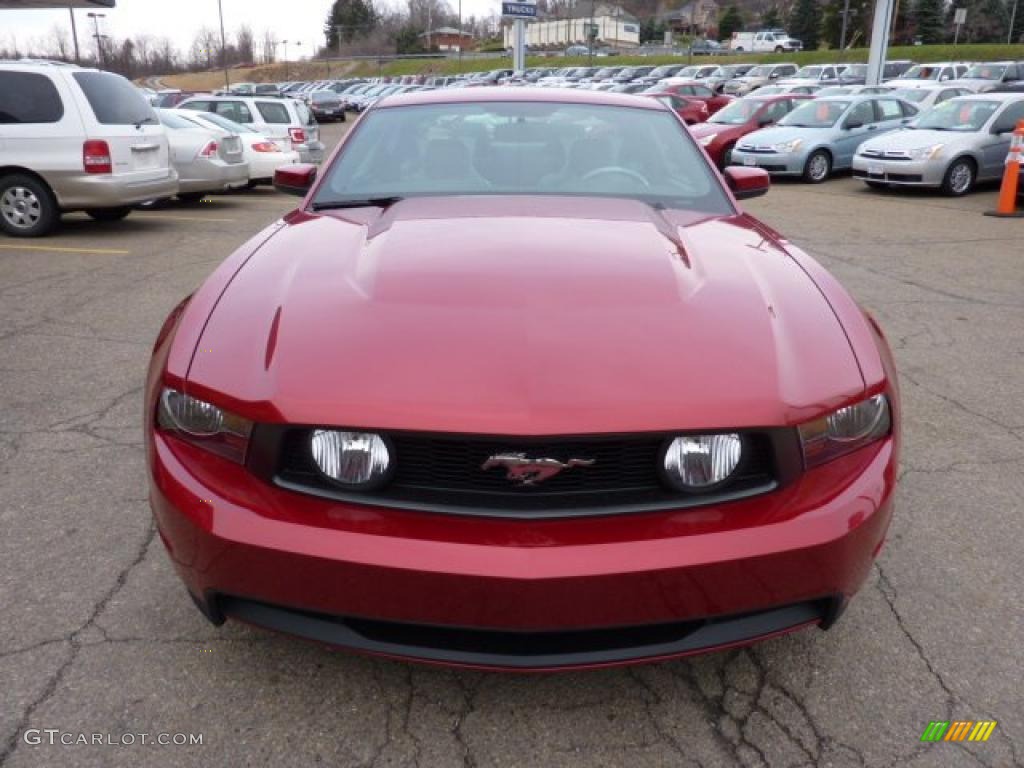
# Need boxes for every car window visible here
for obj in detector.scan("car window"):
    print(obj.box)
[179,99,211,112]
[917,99,1000,131]
[314,102,732,215]
[214,100,253,123]
[762,99,792,123]
[72,71,155,125]
[692,85,713,98]
[875,99,903,121]
[157,109,200,130]
[256,100,291,124]
[293,101,313,125]
[780,99,850,127]
[846,101,875,125]
[0,71,64,124]
[991,101,1024,133]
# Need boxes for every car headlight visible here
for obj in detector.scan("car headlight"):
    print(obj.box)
[662,434,742,490]
[157,388,253,463]
[907,144,944,160]
[799,394,891,468]
[698,134,716,146]
[772,138,803,153]
[311,430,392,489]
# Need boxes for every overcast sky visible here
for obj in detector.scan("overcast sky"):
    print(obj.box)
[3,0,498,59]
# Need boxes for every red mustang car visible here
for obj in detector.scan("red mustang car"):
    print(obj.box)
[644,80,734,115]
[147,88,899,671]
[641,92,709,124]
[690,93,812,168]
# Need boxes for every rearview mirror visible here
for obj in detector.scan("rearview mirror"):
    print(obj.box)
[274,164,318,197]
[723,166,770,200]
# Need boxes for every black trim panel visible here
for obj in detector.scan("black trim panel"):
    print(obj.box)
[220,596,827,669]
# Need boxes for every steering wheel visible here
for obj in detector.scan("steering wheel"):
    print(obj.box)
[580,166,650,188]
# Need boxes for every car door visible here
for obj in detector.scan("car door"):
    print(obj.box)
[832,100,876,167]
[874,98,909,133]
[979,101,1024,179]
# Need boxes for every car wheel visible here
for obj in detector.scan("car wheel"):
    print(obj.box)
[0,173,59,237]
[775,46,784,52]
[865,181,889,190]
[941,157,975,196]
[177,191,209,203]
[85,207,132,222]
[802,150,832,183]
[734,46,744,52]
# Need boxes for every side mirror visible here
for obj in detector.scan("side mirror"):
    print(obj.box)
[844,119,863,130]
[724,166,770,200]
[274,164,318,197]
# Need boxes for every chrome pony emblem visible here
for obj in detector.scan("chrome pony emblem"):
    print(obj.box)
[481,453,596,486]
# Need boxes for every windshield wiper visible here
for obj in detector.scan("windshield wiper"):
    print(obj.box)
[134,116,158,128]
[312,196,404,211]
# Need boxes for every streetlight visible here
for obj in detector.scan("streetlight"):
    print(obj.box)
[217,0,230,90]
[68,6,81,64]
[87,12,105,68]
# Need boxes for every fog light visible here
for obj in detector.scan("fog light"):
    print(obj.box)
[662,434,742,490]
[311,430,392,489]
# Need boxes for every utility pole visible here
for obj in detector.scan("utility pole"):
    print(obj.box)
[458,0,463,65]
[588,0,595,65]
[87,12,105,68]
[1009,0,1019,43]
[68,5,80,64]
[838,0,851,51]
[217,0,230,91]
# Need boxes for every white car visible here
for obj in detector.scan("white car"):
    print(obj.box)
[886,84,973,111]
[176,95,325,164]
[0,61,177,237]
[888,62,972,88]
[173,110,300,187]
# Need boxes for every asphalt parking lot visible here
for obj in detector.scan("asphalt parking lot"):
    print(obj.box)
[1,120,1022,768]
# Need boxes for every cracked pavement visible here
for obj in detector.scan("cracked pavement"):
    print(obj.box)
[1,122,1021,767]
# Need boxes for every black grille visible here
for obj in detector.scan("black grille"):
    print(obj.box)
[265,429,781,518]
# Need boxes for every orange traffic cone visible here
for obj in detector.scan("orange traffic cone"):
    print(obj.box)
[985,119,1024,218]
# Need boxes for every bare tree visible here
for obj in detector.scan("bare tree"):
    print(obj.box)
[47,24,70,60]
[260,28,278,63]
[236,24,255,64]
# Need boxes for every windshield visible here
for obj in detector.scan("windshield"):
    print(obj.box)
[312,91,337,102]
[915,99,999,131]
[901,65,944,80]
[156,109,200,130]
[677,67,699,78]
[709,99,763,125]
[889,88,929,103]
[73,71,155,125]
[752,86,783,95]
[793,67,823,79]
[648,66,678,77]
[842,65,867,77]
[188,111,256,133]
[746,66,773,78]
[312,102,731,214]
[780,100,850,127]
[963,64,1006,80]
[815,86,852,97]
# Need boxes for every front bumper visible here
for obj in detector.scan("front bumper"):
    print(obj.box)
[729,148,806,176]
[150,432,896,670]
[852,155,944,187]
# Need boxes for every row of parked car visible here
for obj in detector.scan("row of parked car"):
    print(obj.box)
[0,60,326,237]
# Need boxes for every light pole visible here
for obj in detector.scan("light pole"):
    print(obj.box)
[280,39,289,78]
[87,12,105,68]
[217,0,230,90]
[68,5,81,63]
[458,0,463,65]
[1009,0,1019,43]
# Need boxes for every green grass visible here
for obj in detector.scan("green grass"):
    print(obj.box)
[353,43,1024,78]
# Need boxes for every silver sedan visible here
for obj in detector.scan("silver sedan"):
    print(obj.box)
[155,109,248,201]
[853,93,1024,195]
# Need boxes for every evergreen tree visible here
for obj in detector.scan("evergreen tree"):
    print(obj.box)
[971,0,1008,40]
[762,6,781,27]
[719,5,744,39]
[913,0,945,43]
[788,0,822,49]
[325,0,378,48]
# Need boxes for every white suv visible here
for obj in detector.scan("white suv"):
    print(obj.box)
[176,96,325,163]
[0,62,177,237]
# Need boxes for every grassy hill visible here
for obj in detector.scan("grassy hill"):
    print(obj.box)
[157,43,1024,88]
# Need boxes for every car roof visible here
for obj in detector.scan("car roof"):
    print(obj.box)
[948,92,1024,101]
[377,86,665,110]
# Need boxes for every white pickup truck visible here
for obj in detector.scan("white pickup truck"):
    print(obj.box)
[729,30,803,53]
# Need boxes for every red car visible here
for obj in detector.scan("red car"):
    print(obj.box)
[642,92,709,124]
[147,88,899,671]
[645,80,734,115]
[690,93,812,168]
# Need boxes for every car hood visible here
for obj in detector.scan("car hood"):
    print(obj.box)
[187,197,864,434]
[860,127,978,151]
[738,125,835,146]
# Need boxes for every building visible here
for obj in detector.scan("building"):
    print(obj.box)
[419,27,474,52]
[660,0,720,35]
[502,4,640,50]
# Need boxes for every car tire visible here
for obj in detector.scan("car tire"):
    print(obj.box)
[940,157,976,196]
[0,173,59,237]
[802,150,832,183]
[85,207,132,222]
[177,191,209,203]
[775,46,784,52]
[734,46,744,52]
[721,144,735,169]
